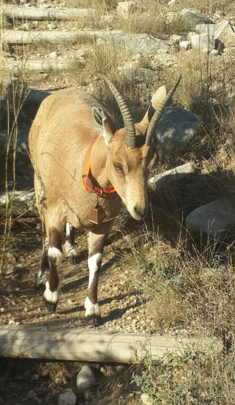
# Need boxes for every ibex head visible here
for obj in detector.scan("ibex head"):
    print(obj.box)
[92,76,181,220]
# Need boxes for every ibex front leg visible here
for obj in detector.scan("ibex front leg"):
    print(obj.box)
[64,223,77,264]
[85,222,113,326]
[44,225,63,313]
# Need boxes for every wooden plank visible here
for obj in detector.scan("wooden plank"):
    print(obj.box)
[1,30,124,45]
[0,326,221,363]
[4,58,74,72]
[3,6,97,21]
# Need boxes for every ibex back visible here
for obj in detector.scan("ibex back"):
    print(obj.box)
[29,76,181,325]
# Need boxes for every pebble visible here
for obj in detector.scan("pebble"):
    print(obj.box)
[141,393,152,405]
[76,365,96,394]
[27,390,37,399]
[57,391,76,405]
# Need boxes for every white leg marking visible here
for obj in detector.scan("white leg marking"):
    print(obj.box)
[37,269,49,284]
[88,253,102,288]
[48,247,63,266]
[66,223,72,236]
[64,240,77,258]
[84,297,101,317]
[44,281,59,303]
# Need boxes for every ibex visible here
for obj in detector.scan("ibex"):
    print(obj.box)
[29,75,181,325]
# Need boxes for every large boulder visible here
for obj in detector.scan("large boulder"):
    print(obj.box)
[190,32,215,52]
[154,107,200,158]
[196,20,235,48]
[181,9,213,29]
[116,1,137,18]
[186,197,235,240]
[104,33,168,55]
[149,162,195,189]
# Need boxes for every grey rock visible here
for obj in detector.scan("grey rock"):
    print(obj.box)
[180,40,191,50]
[190,32,215,52]
[57,390,76,405]
[27,390,37,399]
[22,89,51,120]
[149,163,195,189]
[186,197,235,239]
[170,34,182,44]
[181,9,213,29]
[24,370,33,380]
[124,68,156,81]
[196,23,218,35]
[197,20,235,48]
[108,33,168,55]
[0,190,37,217]
[154,107,200,158]
[116,1,137,18]
[168,0,177,6]
[76,364,96,394]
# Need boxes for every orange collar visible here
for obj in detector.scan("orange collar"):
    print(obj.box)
[82,137,116,198]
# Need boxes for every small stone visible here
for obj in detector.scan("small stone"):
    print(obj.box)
[47,24,57,30]
[77,365,96,394]
[8,319,16,326]
[27,390,37,399]
[48,51,57,59]
[24,370,32,380]
[57,390,76,405]
[170,34,182,44]
[117,1,137,19]
[55,377,63,385]
[210,49,219,55]
[180,40,191,50]
[141,393,152,405]
[31,374,39,381]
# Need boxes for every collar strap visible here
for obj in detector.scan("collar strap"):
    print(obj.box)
[82,137,116,198]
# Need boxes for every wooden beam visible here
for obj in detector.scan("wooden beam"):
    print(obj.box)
[4,58,74,72]
[1,30,123,45]
[0,326,221,363]
[3,6,97,21]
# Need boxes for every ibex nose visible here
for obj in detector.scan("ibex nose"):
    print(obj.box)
[133,205,147,220]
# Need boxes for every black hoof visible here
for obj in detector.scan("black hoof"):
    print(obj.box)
[68,256,77,265]
[44,299,58,313]
[37,283,46,295]
[85,314,102,326]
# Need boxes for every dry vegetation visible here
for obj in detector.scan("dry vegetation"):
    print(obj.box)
[1,0,235,403]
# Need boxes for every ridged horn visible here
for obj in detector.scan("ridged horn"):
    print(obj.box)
[104,77,136,149]
[145,75,182,147]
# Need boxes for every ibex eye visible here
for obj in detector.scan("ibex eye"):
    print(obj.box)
[113,163,124,174]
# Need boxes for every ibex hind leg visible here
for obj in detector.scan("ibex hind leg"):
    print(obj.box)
[37,223,50,295]
[64,223,77,264]
[43,221,63,313]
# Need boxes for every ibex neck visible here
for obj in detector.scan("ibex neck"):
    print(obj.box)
[86,136,114,196]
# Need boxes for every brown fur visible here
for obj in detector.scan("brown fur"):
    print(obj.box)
[29,85,167,320]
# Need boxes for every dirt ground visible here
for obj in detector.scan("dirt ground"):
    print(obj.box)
[0,204,154,404]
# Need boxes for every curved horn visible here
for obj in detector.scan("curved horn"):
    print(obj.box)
[104,77,136,149]
[145,75,182,147]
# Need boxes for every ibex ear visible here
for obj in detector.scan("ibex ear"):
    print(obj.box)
[140,86,167,130]
[92,107,116,146]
